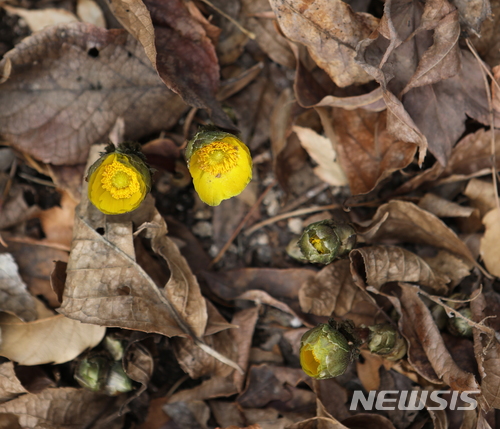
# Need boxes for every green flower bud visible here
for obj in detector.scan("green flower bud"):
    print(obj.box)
[103,336,125,361]
[105,362,133,396]
[300,323,355,379]
[75,356,109,392]
[447,308,473,338]
[367,324,407,361]
[298,220,356,264]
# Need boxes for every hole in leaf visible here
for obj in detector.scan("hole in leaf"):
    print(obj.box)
[87,47,99,58]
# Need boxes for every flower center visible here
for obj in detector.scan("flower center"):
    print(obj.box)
[302,348,320,375]
[310,234,329,254]
[194,141,239,177]
[101,160,140,199]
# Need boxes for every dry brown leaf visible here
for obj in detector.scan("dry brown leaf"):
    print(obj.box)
[0,181,40,230]
[470,291,500,410]
[480,208,500,278]
[350,245,449,293]
[241,0,294,69]
[269,0,378,87]
[418,193,476,218]
[173,328,238,379]
[421,250,472,288]
[389,283,480,391]
[0,22,187,165]
[0,253,37,322]
[168,376,239,403]
[317,109,416,195]
[0,362,27,403]
[38,190,77,248]
[77,0,106,28]
[464,179,498,217]
[0,301,105,365]
[163,401,210,429]
[360,200,478,270]
[59,145,207,338]
[110,0,234,129]
[299,259,365,317]
[0,387,122,428]
[3,5,78,32]
[356,0,491,165]
[292,126,347,187]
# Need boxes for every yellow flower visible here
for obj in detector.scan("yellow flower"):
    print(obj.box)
[87,143,151,215]
[300,323,353,379]
[186,129,252,206]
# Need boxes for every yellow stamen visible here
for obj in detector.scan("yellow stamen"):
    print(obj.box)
[194,141,239,176]
[310,235,328,254]
[101,160,140,199]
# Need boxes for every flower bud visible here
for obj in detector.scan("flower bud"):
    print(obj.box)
[300,323,355,379]
[87,142,152,215]
[447,308,473,338]
[298,220,356,264]
[105,362,133,396]
[75,355,109,392]
[367,324,407,361]
[186,127,252,206]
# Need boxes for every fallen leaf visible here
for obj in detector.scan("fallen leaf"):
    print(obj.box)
[470,291,500,410]
[77,0,106,28]
[350,245,449,293]
[163,401,210,429]
[317,109,416,194]
[464,179,498,217]
[0,301,105,365]
[0,387,122,429]
[0,22,187,165]
[0,362,27,403]
[269,0,378,87]
[3,5,78,32]
[59,145,207,338]
[360,200,478,270]
[0,253,37,322]
[299,259,369,318]
[292,126,347,187]
[480,208,500,277]
[168,376,239,403]
[38,190,77,248]
[418,193,476,218]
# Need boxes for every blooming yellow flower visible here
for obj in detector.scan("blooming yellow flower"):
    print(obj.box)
[87,143,151,215]
[186,129,252,206]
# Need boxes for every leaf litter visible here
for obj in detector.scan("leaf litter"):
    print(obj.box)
[0,0,499,427]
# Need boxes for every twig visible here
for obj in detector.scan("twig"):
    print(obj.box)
[209,179,277,267]
[244,203,340,237]
[199,0,256,40]
[278,182,329,213]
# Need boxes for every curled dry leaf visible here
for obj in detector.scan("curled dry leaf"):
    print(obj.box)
[0,22,187,165]
[0,387,122,429]
[0,301,105,365]
[480,208,500,278]
[109,0,234,129]
[470,291,500,410]
[350,245,449,294]
[0,253,37,322]
[418,193,476,218]
[464,179,498,217]
[0,362,27,403]
[387,283,479,391]
[269,0,378,87]
[3,5,78,32]
[299,259,373,322]
[292,126,347,187]
[317,109,416,195]
[59,145,208,338]
[360,200,478,270]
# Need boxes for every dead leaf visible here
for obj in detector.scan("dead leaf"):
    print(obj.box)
[0,253,37,322]
[292,126,347,187]
[163,401,210,429]
[360,200,478,270]
[0,22,187,165]
[418,193,476,218]
[470,291,500,410]
[269,0,378,87]
[0,301,105,365]
[350,245,449,293]
[77,0,106,28]
[0,387,122,429]
[299,259,367,317]
[464,179,498,217]
[168,376,239,403]
[480,208,500,277]
[38,190,77,248]
[387,283,480,390]
[317,109,416,195]
[0,362,27,403]
[0,181,40,230]
[421,250,472,288]
[3,5,78,32]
